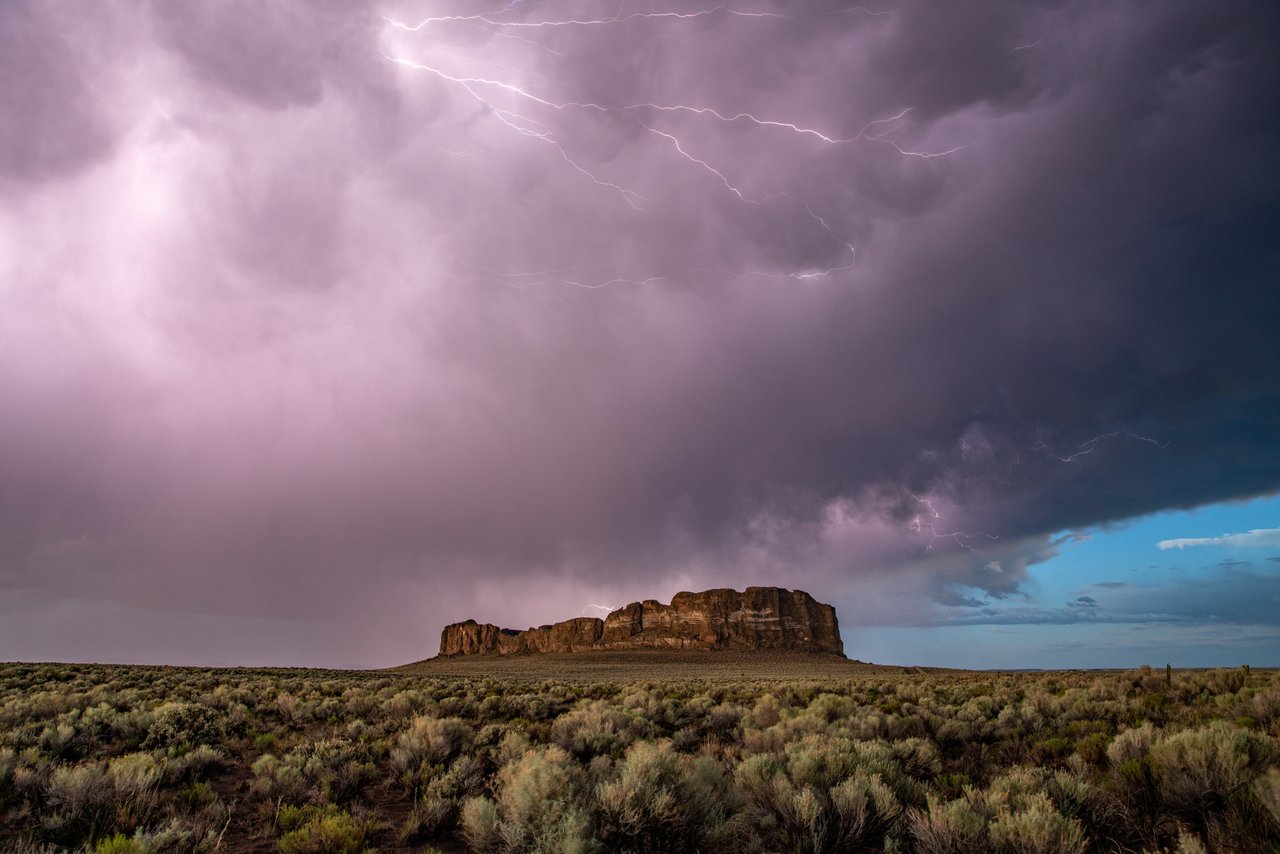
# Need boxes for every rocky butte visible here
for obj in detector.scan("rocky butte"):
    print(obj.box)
[438,587,844,657]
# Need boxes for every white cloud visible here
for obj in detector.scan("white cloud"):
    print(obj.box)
[1157,527,1280,550]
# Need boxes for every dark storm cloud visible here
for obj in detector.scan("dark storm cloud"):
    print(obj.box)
[1,0,1278,664]
[0,4,118,184]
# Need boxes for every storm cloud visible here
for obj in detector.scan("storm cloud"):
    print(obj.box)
[1,0,1277,665]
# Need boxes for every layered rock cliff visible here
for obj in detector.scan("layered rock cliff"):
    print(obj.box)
[439,587,843,656]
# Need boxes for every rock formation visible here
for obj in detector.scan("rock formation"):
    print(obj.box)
[439,587,843,656]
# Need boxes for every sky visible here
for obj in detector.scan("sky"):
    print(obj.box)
[1,0,1278,669]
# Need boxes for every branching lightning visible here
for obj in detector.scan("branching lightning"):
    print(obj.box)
[384,53,649,208]
[382,3,966,292]
[1033,432,1171,464]
[388,5,790,31]
[910,495,1000,556]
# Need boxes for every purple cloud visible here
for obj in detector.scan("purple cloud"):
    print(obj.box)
[1,0,1277,665]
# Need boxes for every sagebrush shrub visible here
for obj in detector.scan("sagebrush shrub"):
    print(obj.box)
[829,772,905,848]
[910,794,988,854]
[143,704,221,751]
[1148,721,1277,821]
[595,739,743,852]
[0,747,14,806]
[551,701,649,760]
[2,661,1278,852]
[462,745,595,853]
[391,716,475,787]
[276,806,368,854]
[736,737,915,852]
[987,792,1087,854]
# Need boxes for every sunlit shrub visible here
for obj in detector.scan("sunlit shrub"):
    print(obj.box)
[987,792,1087,854]
[750,694,782,729]
[276,804,369,854]
[595,739,744,852]
[461,745,594,853]
[736,737,913,852]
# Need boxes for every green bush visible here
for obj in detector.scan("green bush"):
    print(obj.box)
[551,701,649,760]
[1148,721,1276,821]
[461,745,595,853]
[276,806,369,854]
[143,704,222,751]
[391,716,475,780]
[910,795,988,854]
[595,739,743,852]
[987,792,1087,854]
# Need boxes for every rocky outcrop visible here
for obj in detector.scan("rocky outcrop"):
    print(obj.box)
[439,587,843,657]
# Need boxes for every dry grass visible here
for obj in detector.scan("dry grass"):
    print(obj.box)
[394,650,953,682]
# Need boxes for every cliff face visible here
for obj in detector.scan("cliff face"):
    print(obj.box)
[439,587,843,657]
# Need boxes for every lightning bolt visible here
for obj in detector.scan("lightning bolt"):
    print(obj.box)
[910,495,1000,556]
[383,53,649,209]
[1033,432,1171,464]
[388,5,791,32]
[382,4,963,290]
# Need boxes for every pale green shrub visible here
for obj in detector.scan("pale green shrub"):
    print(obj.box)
[910,794,987,854]
[107,752,164,829]
[1149,722,1275,813]
[493,730,533,769]
[751,694,782,728]
[43,762,112,841]
[92,814,227,854]
[276,806,368,854]
[427,754,486,801]
[461,745,595,853]
[143,703,221,751]
[39,753,163,842]
[391,716,475,784]
[736,738,910,852]
[551,701,650,760]
[290,738,376,804]
[987,792,1087,854]
[595,739,743,851]
[38,722,80,760]
[1249,688,1280,729]
[706,703,745,737]
[251,739,376,805]
[461,796,504,851]
[829,772,905,849]
[252,753,310,804]
[165,744,222,786]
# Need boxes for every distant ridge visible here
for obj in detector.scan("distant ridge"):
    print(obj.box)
[438,587,844,657]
